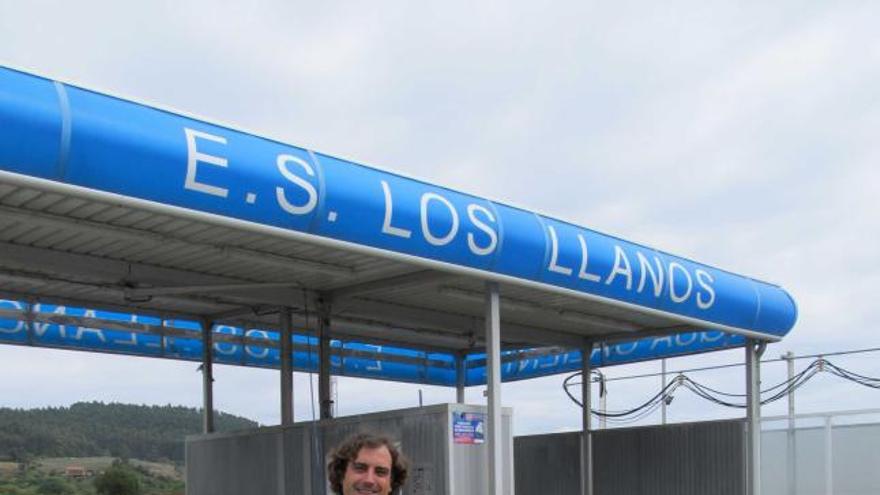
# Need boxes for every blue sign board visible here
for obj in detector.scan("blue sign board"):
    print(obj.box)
[2,299,750,386]
[0,66,797,339]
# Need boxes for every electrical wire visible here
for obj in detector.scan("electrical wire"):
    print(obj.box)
[603,346,880,383]
[563,358,880,418]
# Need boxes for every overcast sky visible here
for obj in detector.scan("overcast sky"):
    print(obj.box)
[0,1,878,434]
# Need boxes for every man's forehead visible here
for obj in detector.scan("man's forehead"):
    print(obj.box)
[354,445,392,466]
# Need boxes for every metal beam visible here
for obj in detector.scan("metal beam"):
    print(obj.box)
[746,339,765,495]
[280,307,293,426]
[456,352,466,404]
[0,242,307,307]
[126,281,302,298]
[337,297,586,348]
[485,281,502,495]
[207,304,272,322]
[580,340,594,495]
[439,285,640,333]
[0,205,355,277]
[328,269,453,300]
[318,297,333,420]
[201,318,215,434]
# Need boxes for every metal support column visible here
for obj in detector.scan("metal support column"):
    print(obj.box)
[485,281,502,495]
[24,300,35,346]
[823,415,833,495]
[318,299,333,420]
[783,351,796,495]
[661,358,668,424]
[456,352,466,404]
[280,307,294,426]
[746,339,765,495]
[598,371,607,430]
[580,339,594,495]
[201,318,215,434]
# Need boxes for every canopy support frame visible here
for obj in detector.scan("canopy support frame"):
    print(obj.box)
[280,307,294,426]
[746,338,766,495]
[580,339,595,495]
[485,281,503,495]
[318,296,333,420]
[200,318,215,434]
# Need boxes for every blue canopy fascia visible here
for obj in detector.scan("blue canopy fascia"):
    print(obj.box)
[1,300,748,386]
[0,66,797,340]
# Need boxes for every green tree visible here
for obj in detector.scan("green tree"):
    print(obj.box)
[94,461,141,495]
[37,476,73,495]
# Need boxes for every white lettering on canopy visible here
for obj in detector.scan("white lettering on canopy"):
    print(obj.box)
[636,252,664,297]
[76,310,107,342]
[380,181,499,256]
[276,154,318,215]
[244,329,271,359]
[606,245,634,290]
[33,304,67,338]
[668,262,693,304]
[695,270,716,309]
[420,193,459,246]
[545,225,717,310]
[213,325,239,355]
[381,180,413,239]
[184,128,229,198]
[547,226,573,276]
[0,300,25,334]
[577,234,602,282]
[467,204,498,256]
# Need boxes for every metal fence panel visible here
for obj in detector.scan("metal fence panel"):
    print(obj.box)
[761,422,880,495]
[514,420,746,495]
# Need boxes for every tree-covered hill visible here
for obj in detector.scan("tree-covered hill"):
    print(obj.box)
[0,402,258,463]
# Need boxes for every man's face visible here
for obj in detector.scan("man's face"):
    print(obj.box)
[342,445,393,495]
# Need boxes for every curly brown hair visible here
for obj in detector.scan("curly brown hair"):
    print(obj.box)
[327,432,409,494]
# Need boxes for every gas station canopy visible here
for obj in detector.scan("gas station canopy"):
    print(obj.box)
[0,66,797,386]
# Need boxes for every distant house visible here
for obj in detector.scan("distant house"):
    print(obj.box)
[64,465,91,479]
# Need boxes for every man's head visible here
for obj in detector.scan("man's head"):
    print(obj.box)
[327,433,408,495]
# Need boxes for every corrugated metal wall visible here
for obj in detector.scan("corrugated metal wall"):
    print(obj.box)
[186,404,514,495]
[515,419,746,495]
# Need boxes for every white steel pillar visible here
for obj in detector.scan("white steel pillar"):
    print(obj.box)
[823,416,833,495]
[746,339,765,495]
[783,351,796,495]
[661,358,668,424]
[580,339,594,495]
[598,371,607,430]
[485,281,503,495]
[280,307,294,426]
[201,319,215,434]
[456,352,466,404]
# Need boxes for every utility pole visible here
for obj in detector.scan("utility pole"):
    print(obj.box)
[782,351,796,495]
[661,358,668,425]
[598,371,607,430]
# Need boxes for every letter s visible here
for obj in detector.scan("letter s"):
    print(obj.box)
[466,204,498,256]
[276,154,318,215]
[695,269,716,309]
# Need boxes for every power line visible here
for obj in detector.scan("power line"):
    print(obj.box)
[602,346,880,383]
[563,357,880,419]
